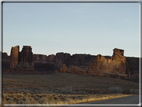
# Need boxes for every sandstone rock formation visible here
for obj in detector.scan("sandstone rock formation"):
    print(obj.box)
[10,45,19,69]
[125,57,139,75]
[2,52,10,60]
[55,52,71,69]
[56,64,68,73]
[2,52,10,70]
[17,46,34,70]
[33,54,56,73]
[34,54,47,62]
[47,54,56,64]
[54,53,96,70]
[56,64,87,74]
[19,46,33,63]
[33,52,96,72]
[3,46,139,81]
[88,48,130,78]
[10,45,34,71]
[67,54,96,67]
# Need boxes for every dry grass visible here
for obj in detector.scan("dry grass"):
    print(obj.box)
[2,91,132,104]
[2,73,139,104]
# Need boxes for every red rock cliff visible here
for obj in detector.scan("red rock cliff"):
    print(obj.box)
[10,45,19,69]
[10,45,34,71]
[88,48,129,78]
[19,46,33,63]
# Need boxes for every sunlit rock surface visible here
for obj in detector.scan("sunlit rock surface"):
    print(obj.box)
[88,48,130,78]
[10,45,19,69]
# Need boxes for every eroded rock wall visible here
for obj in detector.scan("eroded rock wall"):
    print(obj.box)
[34,54,47,62]
[47,54,56,64]
[88,48,129,78]
[3,47,138,80]
[2,52,10,70]
[9,45,34,71]
[67,54,96,67]
[17,46,34,70]
[10,46,19,69]
[55,52,71,69]
[19,46,33,63]
[56,64,87,75]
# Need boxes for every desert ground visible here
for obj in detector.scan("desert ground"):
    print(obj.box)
[2,73,139,104]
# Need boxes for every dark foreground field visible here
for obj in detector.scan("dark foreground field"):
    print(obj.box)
[2,73,139,104]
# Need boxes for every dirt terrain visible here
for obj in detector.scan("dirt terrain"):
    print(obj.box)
[2,73,139,104]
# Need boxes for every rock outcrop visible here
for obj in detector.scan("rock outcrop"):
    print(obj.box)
[10,46,19,69]
[2,52,10,70]
[10,45,34,71]
[2,52,10,60]
[88,48,130,78]
[33,54,40,61]
[47,54,56,64]
[67,54,96,67]
[3,46,139,81]
[56,64,87,74]
[19,46,33,63]
[33,54,56,73]
[34,54,47,62]
[17,46,34,70]
[125,57,139,75]
[55,52,71,69]
[54,53,96,70]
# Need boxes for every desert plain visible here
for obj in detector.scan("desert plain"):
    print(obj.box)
[2,72,139,105]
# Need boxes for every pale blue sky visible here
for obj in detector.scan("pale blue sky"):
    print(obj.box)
[3,2,140,57]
